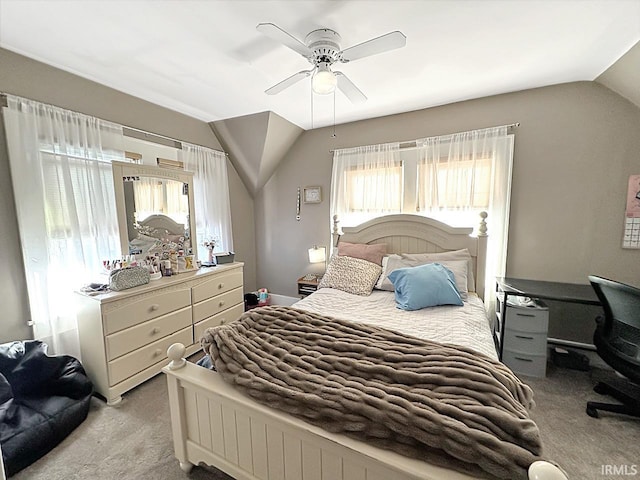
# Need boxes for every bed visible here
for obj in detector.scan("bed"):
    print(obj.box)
[128,214,187,256]
[163,213,567,480]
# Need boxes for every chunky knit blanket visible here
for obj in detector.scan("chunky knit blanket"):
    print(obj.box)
[201,306,542,480]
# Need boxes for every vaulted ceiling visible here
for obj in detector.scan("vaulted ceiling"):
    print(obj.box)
[1,0,638,131]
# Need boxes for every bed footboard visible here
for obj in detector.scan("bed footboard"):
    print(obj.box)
[163,344,568,480]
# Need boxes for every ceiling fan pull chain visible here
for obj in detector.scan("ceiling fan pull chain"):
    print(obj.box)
[331,90,337,138]
[310,85,314,130]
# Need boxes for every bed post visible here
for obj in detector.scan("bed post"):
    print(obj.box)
[165,343,193,473]
[332,214,341,248]
[476,211,488,301]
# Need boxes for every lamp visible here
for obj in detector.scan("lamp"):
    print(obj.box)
[308,245,327,274]
[312,63,337,95]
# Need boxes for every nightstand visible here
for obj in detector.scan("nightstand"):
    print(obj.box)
[297,276,320,297]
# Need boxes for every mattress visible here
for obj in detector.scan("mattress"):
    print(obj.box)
[294,287,498,360]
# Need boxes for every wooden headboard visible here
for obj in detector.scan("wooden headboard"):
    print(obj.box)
[333,213,488,299]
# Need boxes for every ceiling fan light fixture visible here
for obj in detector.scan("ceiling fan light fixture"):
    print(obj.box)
[312,64,337,95]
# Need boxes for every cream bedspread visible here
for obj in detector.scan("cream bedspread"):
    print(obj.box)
[294,287,498,360]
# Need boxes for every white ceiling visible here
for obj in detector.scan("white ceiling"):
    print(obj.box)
[1,0,638,130]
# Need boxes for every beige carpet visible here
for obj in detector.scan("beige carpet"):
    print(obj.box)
[10,361,640,480]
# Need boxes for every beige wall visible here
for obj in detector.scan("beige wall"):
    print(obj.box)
[258,82,640,302]
[0,47,256,342]
[2,44,639,345]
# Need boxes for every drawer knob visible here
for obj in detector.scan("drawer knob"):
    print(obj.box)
[153,349,162,357]
[218,283,224,289]
[150,304,160,311]
[152,327,161,335]
[219,301,225,307]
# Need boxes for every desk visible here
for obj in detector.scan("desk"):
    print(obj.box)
[496,277,601,307]
[495,278,601,375]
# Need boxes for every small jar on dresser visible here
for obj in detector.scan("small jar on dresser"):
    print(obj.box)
[501,299,549,378]
[74,263,244,405]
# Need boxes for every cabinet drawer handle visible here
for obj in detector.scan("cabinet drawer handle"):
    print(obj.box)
[152,327,161,335]
[515,335,534,340]
[149,304,160,311]
[218,301,225,307]
[153,349,162,357]
[514,356,533,362]
[515,313,535,317]
[218,283,224,289]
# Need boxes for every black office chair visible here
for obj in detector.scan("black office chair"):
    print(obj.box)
[586,275,640,418]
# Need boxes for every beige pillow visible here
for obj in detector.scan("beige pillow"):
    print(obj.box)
[319,255,382,296]
[376,251,472,299]
[401,249,475,292]
[338,242,387,266]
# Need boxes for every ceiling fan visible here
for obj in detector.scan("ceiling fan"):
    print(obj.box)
[256,23,406,104]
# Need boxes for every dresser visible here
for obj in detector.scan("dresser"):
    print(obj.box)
[75,263,244,405]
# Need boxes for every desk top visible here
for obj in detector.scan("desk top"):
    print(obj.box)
[496,277,601,305]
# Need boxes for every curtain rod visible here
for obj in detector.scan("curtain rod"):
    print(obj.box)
[0,92,228,156]
[328,122,520,154]
[122,125,228,157]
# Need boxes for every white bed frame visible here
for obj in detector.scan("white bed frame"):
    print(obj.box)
[163,213,568,480]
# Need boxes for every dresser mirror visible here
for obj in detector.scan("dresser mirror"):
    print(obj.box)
[112,161,197,259]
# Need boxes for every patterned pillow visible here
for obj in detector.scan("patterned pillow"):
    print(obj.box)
[319,255,382,296]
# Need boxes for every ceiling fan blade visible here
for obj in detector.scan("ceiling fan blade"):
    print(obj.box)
[265,70,312,95]
[256,23,312,58]
[335,72,367,104]
[340,31,406,63]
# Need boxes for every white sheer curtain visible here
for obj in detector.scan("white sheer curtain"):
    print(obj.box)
[180,143,233,256]
[2,95,125,359]
[416,126,514,306]
[133,178,189,225]
[331,142,402,227]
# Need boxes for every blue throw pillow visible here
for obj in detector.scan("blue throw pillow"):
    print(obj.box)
[387,263,463,311]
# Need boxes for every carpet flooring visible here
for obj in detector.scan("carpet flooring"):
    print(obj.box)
[10,361,640,480]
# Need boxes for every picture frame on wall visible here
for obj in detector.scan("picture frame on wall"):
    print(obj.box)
[303,186,322,204]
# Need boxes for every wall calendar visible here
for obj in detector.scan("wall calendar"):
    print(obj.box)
[623,174,640,249]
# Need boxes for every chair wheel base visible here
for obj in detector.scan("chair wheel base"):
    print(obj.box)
[593,382,609,395]
[586,405,599,418]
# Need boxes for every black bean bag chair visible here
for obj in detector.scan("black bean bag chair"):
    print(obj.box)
[0,340,93,476]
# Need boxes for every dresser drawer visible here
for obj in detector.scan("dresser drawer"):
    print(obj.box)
[194,303,244,342]
[192,269,243,303]
[103,289,191,335]
[503,329,547,355]
[108,326,192,386]
[505,305,549,333]
[192,287,243,323]
[502,349,547,378]
[106,306,192,361]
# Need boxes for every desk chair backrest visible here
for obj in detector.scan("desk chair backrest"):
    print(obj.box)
[588,275,640,371]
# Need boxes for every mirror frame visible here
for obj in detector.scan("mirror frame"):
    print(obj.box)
[112,161,197,260]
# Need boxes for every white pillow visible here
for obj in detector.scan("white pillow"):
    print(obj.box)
[401,249,475,293]
[374,254,401,290]
[376,255,413,291]
[376,250,472,299]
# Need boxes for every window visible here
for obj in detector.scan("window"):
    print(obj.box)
[331,127,514,304]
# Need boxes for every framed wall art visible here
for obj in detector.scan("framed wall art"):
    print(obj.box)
[303,186,322,204]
